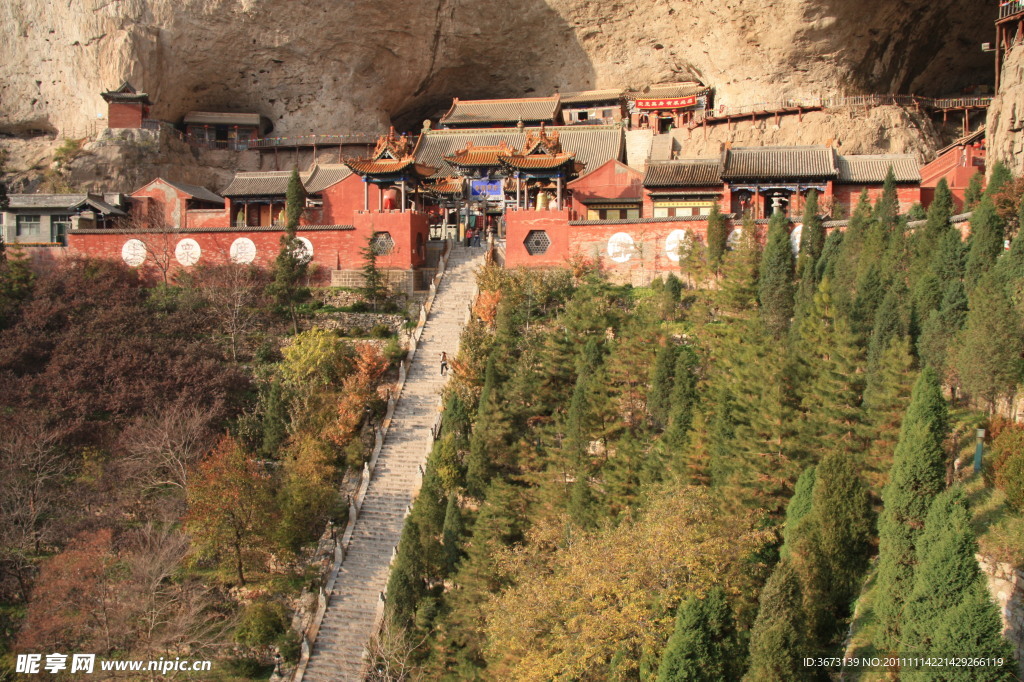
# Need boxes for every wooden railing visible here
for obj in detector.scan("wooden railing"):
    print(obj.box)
[1000,0,1024,20]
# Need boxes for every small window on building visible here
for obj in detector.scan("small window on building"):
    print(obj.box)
[578,110,589,121]
[602,109,614,119]
[524,230,551,255]
[370,231,395,255]
[16,215,41,239]
[51,216,71,245]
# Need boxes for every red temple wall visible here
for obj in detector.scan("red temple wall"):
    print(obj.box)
[107,102,146,129]
[832,185,922,215]
[321,175,385,225]
[568,160,644,216]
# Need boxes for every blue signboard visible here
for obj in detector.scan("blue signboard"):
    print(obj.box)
[470,179,503,199]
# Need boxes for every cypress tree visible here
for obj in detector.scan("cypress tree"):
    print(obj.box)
[800,189,825,265]
[285,167,306,229]
[567,471,597,529]
[466,357,508,497]
[717,214,761,314]
[781,466,816,558]
[866,284,909,375]
[955,268,1023,412]
[758,211,796,337]
[917,279,967,382]
[267,169,310,333]
[964,172,984,210]
[744,559,815,682]
[964,196,1005,290]
[875,368,949,649]
[918,179,954,260]
[831,190,873,313]
[851,263,885,338]
[900,488,1016,680]
[360,233,390,311]
[985,161,1013,199]
[665,345,700,448]
[861,337,916,491]
[874,166,900,230]
[442,496,465,574]
[706,202,728,274]
[657,588,741,682]
[814,230,843,282]
[648,342,678,430]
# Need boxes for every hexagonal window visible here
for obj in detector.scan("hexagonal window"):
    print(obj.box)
[370,231,395,255]
[524,230,551,256]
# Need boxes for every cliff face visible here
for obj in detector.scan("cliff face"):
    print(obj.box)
[989,45,1024,175]
[0,0,995,139]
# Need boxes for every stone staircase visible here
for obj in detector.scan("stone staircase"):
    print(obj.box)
[300,244,486,682]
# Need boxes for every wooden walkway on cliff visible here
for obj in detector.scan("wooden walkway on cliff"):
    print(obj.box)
[687,94,994,135]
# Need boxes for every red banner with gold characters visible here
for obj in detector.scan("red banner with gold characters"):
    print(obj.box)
[634,96,697,110]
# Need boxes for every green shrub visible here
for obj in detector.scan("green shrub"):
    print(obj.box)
[384,336,406,363]
[236,601,288,647]
[223,656,273,678]
[276,631,302,663]
[371,323,393,338]
[991,425,1024,512]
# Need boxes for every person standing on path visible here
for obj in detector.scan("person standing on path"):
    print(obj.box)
[440,351,449,376]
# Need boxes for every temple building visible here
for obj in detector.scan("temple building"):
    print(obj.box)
[100,82,151,129]
[920,128,986,211]
[625,82,711,134]
[559,89,625,125]
[439,96,562,128]
[183,111,272,150]
[643,159,723,217]
[2,193,127,245]
[344,128,438,212]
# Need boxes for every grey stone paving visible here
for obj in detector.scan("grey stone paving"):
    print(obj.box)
[301,244,484,682]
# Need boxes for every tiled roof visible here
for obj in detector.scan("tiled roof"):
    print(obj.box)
[559,89,623,105]
[836,154,921,183]
[500,154,579,170]
[161,179,224,204]
[221,171,308,197]
[73,225,356,235]
[101,81,150,103]
[344,158,437,178]
[447,146,509,167]
[425,178,465,195]
[644,159,722,187]
[184,111,262,127]
[304,164,353,194]
[440,96,560,126]
[416,125,622,178]
[721,146,838,180]
[6,193,127,215]
[624,82,709,100]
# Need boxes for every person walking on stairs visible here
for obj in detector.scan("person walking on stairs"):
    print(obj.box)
[440,351,449,376]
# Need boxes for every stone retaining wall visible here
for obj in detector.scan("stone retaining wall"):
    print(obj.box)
[303,313,406,335]
[978,555,1024,675]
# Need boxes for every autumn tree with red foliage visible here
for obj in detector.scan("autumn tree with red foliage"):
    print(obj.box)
[186,436,276,585]
[330,342,389,448]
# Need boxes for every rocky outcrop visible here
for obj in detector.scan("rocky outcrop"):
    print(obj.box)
[989,45,1024,175]
[977,555,1024,677]
[0,0,996,140]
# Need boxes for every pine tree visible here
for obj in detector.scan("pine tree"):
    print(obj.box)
[656,588,741,682]
[955,268,1023,412]
[964,196,1005,290]
[664,345,699,448]
[875,368,949,649]
[706,202,728,274]
[717,213,761,314]
[918,179,954,263]
[815,230,843,282]
[865,284,909,376]
[900,488,1016,680]
[831,190,873,315]
[744,559,815,681]
[917,279,967,382]
[985,161,1013,199]
[964,172,984,210]
[567,471,598,529]
[285,167,306,229]
[758,211,796,337]
[466,357,509,497]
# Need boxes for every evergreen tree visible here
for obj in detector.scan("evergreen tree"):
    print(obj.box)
[964,172,984,210]
[656,588,741,682]
[466,357,509,497]
[861,337,916,491]
[442,496,465,574]
[874,166,900,230]
[744,559,815,681]
[260,378,290,458]
[831,190,873,315]
[900,488,1016,680]
[266,169,310,334]
[665,345,700,449]
[781,466,816,558]
[567,471,598,529]
[360,233,390,311]
[985,161,1013,199]
[917,279,967,383]
[758,211,796,337]
[955,268,1023,412]
[875,368,949,649]
[648,342,678,430]
[815,230,843,282]
[866,284,908,375]
[918,179,954,262]
[706,202,728,274]
[964,196,1005,290]
[800,189,825,265]
[717,214,761,314]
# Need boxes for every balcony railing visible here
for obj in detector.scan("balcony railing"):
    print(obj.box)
[1000,0,1024,20]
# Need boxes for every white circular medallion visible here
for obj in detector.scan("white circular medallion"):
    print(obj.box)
[121,239,147,267]
[293,236,314,262]
[175,238,202,267]
[230,237,257,264]
[727,228,743,250]
[665,229,692,262]
[607,232,635,263]
[790,223,803,255]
